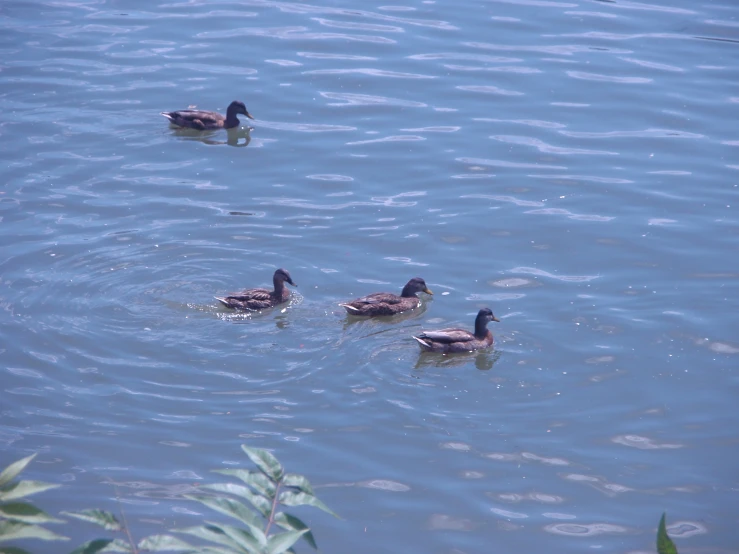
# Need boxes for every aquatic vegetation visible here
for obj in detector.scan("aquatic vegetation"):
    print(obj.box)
[657,512,678,554]
[0,453,68,550]
[0,446,336,554]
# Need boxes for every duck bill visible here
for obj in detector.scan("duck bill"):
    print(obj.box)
[492,316,500,322]
[246,112,255,120]
[423,288,433,295]
[288,280,297,287]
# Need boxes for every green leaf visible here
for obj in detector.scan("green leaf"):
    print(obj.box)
[266,529,307,554]
[61,510,122,531]
[174,524,244,552]
[0,480,60,502]
[137,534,197,551]
[0,502,65,524]
[213,521,267,552]
[68,538,117,554]
[184,548,241,554]
[213,470,276,498]
[277,491,339,518]
[189,548,242,554]
[0,546,35,554]
[0,456,36,488]
[184,494,265,540]
[97,538,132,552]
[201,483,272,518]
[0,520,69,542]
[273,513,317,550]
[657,512,678,554]
[281,474,315,496]
[241,447,284,483]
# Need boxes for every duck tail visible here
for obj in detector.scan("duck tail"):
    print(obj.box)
[412,335,432,350]
[160,112,174,121]
[339,303,360,313]
[214,296,229,307]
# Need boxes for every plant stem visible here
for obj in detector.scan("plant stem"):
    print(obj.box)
[264,481,281,538]
[115,484,138,554]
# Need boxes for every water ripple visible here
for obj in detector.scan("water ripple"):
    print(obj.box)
[312,18,403,33]
[298,52,377,60]
[259,2,458,30]
[566,71,652,84]
[509,267,600,283]
[456,157,567,170]
[596,1,696,15]
[465,41,631,56]
[474,118,566,129]
[462,194,544,208]
[408,53,521,63]
[545,523,630,536]
[457,85,524,96]
[197,27,396,44]
[524,208,614,222]
[347,135,425,146]
[559,129,704,139]
[255,121,356,133]
[304,68,435,79]
[490,135,618,156]
[618,57,684,72]
[320,92,426,107]
[445,64,541,74]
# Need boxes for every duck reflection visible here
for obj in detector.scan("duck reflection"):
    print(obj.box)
[414,349,502,371]
[169,126,252,147]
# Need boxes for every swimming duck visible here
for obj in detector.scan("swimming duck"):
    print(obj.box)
[413,307,500,353]
[215,268,296,311]
[161,100,254,130]
[339,277,433,317]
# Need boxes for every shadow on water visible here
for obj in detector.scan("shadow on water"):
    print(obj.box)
[413,348,502,372]
[168,126,252,147]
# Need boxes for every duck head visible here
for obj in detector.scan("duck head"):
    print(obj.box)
[401,277,433,297]
[274,268,296,287]
[228,100,255,120]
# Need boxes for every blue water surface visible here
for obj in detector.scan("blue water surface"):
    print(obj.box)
[1,0,738,552]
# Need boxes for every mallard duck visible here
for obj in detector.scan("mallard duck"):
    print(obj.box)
[413,307,500,353]
[215,268,296,311]
[161,100,254,130]
[339,277,433,317]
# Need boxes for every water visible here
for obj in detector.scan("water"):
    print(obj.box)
[1,0,738,552]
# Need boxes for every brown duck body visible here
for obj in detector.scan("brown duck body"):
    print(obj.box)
[413,308,500,353]
[161,100,254,130]
[339,277,432,317]
[215,268,296,311]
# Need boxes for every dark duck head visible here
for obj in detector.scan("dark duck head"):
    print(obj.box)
[400,277,433,297]
[474,307,500,338]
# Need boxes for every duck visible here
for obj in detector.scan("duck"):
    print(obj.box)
[215,268,296,311]
[161,100,254,130]
[413,307,500,353]
[339,277,433,317]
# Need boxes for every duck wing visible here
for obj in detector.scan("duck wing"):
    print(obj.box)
[216,287,274,310]
[351,292,403,306]
[416,328,474,344]
[162,109,224,129]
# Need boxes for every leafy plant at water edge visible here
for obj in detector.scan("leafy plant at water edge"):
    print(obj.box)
[657,512,678,554]
[0,453,69,552]
[66,444,338,554]
[1,446,335,554]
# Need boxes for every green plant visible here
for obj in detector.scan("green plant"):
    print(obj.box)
[0,453,69,553]
[657,512,678,554]
[1,446,336,554]
[67,445,338,553]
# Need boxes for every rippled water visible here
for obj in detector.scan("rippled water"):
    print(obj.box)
[2,0,738,552]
